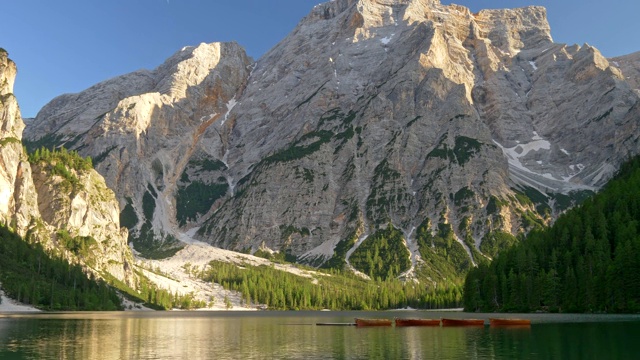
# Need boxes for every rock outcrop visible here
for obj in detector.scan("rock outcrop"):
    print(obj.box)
[0,48,39,236]
[23,0,640,282]
[0,48,136,287]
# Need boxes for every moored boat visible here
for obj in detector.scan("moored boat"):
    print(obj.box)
[394,318,441,327]
[489,318,531,327]
[354,318,393,327]
[441,318,485,326]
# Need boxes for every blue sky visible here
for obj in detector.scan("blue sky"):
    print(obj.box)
[1,0,639,118]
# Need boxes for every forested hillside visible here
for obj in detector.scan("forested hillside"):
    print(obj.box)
[0,225,122,310]
[464,157,640,313]
[199,261,463,310]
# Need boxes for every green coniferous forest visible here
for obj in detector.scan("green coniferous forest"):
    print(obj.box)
[0,225,122,310]
[464,157,640,313]
[200,260,463,310]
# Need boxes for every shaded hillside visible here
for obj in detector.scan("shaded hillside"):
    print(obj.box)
[0,225,122,310]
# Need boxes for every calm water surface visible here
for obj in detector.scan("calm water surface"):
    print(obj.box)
[1,311,639,359]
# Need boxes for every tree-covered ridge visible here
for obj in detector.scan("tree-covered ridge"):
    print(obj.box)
[0,225,121,310]
[28,146,93,171]
[200,260,462,310]
[464,157,640,313]
[27,146,93,190]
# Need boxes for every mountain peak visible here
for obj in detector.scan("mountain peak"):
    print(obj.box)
[299,0,551,53]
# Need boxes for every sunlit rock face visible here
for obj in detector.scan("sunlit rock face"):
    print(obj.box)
[24,0,640,276]
[1,49,136,287]
[26,42,253,256]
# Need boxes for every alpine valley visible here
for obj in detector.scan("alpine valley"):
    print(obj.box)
[3,0,640,310]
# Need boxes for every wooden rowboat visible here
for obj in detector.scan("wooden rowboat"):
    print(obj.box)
[354,318,392,327]
[394,318,441,327]
[489,318,531,327]
[441,318,485,326]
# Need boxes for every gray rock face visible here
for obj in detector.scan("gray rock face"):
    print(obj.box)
[612,51,640,91]
[23,0,640,279]
[0,49,136,287]
[26,42,252,255]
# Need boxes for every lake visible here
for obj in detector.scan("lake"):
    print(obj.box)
[1,311,639,359]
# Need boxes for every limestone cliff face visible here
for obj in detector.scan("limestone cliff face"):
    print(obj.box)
[26,42,252,256]
[1,48,41,237]
[0,49,136,287]
[23,0,640,281]
[29,160,136,286]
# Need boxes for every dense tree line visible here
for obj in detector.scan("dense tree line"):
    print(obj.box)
[28,146,93,171]
[200,260,462,310]
[464,157,640,313]
[0,225,121,310]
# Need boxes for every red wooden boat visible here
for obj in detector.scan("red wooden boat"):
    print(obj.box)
[441,318,485,326]
[354,318,392,327]
[395,318,441,327]
[489,318,531,327]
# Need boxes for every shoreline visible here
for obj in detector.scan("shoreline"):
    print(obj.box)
[0,289,41,313]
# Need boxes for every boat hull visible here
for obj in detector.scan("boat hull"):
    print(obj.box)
[395,318,441,327]
[355,318,392,327]
[441,318,485,326]
[489,318,531,327]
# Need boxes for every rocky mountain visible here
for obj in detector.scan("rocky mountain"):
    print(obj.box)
[23,0,640,283]
[0,48,136,287]
[26,42,252,258]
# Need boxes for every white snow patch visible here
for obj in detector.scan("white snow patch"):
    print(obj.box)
[612,61,620,67]
[493,135,551,176]
[532,131,543,141]
[380,35,394,45]
[529,61,538,70]
[561,148,570,156]
[220,98,237,126]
